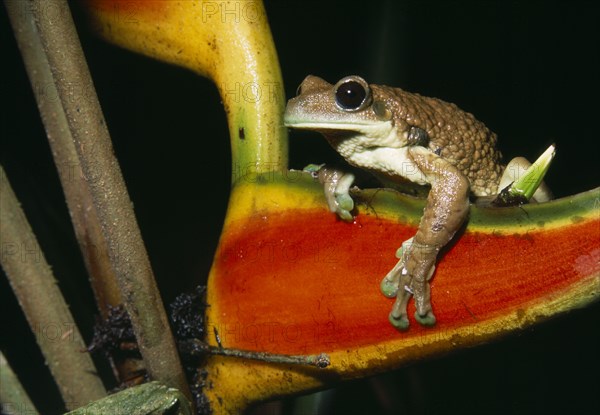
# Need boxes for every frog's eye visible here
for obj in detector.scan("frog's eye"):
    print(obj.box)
[334,76,372,112]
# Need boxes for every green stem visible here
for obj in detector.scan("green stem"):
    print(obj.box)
[209,2,289,184]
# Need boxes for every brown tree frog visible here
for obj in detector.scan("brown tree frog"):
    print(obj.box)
[284,75,552,330]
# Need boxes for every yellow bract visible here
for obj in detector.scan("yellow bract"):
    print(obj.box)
[85,0,288,180]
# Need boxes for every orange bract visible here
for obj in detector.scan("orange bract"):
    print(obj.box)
[202,177,599,412]
[209,179,599,355]
[213,208,598,354]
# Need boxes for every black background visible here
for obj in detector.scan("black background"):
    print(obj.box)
[1,1,599,414]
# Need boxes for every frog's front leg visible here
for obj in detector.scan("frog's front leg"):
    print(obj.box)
[384,146,470,330]
[306,165,355,222]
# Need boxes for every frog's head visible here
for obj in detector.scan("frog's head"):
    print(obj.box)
[284,75,407,149]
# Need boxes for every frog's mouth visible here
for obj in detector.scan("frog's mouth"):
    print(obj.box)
[284,119,394,139]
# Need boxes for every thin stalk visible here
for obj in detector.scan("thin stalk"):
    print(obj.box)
[12,0,191,402]
[181,339,330,369]
[0,166,106,410]
[4,0,141,384]
[0,351,39,415]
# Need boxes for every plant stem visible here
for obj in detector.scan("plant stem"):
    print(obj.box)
[4,0,121,309]
[181,339,330,368]
[8,0,191,402]
[4,0,143,385]
[0,166,106,410]
[0,351,39,415]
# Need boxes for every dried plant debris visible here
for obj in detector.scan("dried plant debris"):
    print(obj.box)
[88,304,139,359]
[169,286,212,414]
[189,368,211,415]
[88,286,211,414]
[169,286,208,341]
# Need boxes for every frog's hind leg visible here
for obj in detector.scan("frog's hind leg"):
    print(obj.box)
[500,157,553,202]
[386,146,470,330]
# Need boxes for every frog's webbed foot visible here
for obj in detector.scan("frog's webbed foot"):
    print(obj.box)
[382,146,470,331]
[384,239,437,330]
[305,164,355,221]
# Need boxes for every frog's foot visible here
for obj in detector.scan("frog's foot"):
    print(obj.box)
[307,165,355,222]
[388,260,437,330]
[384,241,437,330]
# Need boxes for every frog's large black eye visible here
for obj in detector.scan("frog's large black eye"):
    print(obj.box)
[335,81,365,109]
[334,76,371,112]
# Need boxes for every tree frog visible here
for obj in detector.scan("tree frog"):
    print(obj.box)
[284,75,552,330]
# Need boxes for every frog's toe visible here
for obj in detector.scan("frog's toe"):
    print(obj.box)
[414,310,436,327]
[336,208,354,222]
[380,277,399,298]
[389,312,409,331]
[411,270,435,326]
[335,193,354,213]
[380,257,408,298]
[333,189,354,221]
[389,282,412,330]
